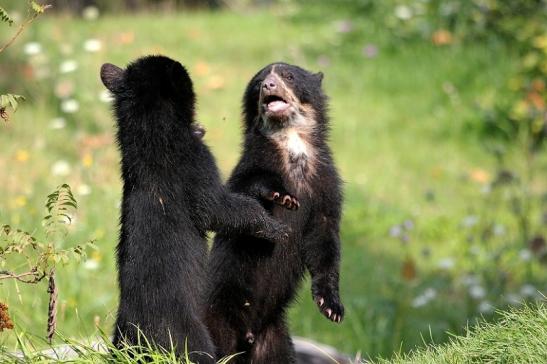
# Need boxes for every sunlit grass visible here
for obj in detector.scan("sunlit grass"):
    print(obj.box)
[2,329,238,363]
[378,303,547,364]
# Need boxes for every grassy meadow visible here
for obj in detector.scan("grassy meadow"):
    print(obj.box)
[1,3,546,362]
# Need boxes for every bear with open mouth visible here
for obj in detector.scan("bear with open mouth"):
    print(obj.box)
[206,62,344,363]
[100,55,290,363]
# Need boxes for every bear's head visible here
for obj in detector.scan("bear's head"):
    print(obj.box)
[100,55,195,125]
[243,63,326,131]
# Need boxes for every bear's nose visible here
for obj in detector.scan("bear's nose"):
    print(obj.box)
[262,75,277,91]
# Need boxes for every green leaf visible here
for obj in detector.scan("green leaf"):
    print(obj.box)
[31,1,47,14]
[8,94,18,111]
[0,94,25,112]
[0,6,14,26]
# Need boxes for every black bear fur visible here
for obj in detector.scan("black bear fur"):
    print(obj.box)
[100,55,289,363]
[206,62,344,363]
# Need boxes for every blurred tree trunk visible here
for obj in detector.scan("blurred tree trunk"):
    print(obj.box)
[123,0,140,11]
[183,0,222,9]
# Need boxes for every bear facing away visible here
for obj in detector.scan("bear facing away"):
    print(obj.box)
[100,55,290,363]
[206,63,344,363]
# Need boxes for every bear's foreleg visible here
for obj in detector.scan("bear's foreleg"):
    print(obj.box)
[304,215,344,323]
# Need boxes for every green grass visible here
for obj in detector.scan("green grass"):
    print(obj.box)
[2,330,238,363]
[6,304,547,363]
[0,4,546,362]
[378,303,547,364]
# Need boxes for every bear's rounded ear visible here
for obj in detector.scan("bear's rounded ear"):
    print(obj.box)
[100,63,124,93]
[314,71,324,85]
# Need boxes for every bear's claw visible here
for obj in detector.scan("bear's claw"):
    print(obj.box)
[269,191,299,210]
[314,293,344,324]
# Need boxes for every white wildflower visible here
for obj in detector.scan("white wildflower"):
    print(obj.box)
[61,99,79,113]
[469,285,486,299]
[423,288,437,300]
[411,295,428,308]
[411,288,436,308]
[438,258,455,270]
[51,160,71,176]
[394,5,412,20]
[84,259,99,270]
[24,42,42,56]
[83,39,102,52]
[59,59,78,74]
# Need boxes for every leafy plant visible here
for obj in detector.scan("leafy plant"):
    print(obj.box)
[0,1,51,121]
[0,184,95,343]
[43,184,78,238]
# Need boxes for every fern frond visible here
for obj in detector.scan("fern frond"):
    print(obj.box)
[43,184,78,238]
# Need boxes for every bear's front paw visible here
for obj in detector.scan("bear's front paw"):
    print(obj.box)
[256,220,291,244]
[267,191,300,211]
[313,291,344,323]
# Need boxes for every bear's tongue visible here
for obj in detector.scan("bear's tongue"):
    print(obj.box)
[268,100,289,112]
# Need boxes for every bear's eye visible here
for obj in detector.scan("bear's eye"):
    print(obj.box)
[284,73,294,81]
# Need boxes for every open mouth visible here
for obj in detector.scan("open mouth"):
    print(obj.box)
[262,94,290,114]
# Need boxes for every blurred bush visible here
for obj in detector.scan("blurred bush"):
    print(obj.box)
[293,0,546,150]
[2,0,223,13]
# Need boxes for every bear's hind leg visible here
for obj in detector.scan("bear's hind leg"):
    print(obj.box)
[172,317,216,364]
[206,310,241,361]
[250,320,295,364]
